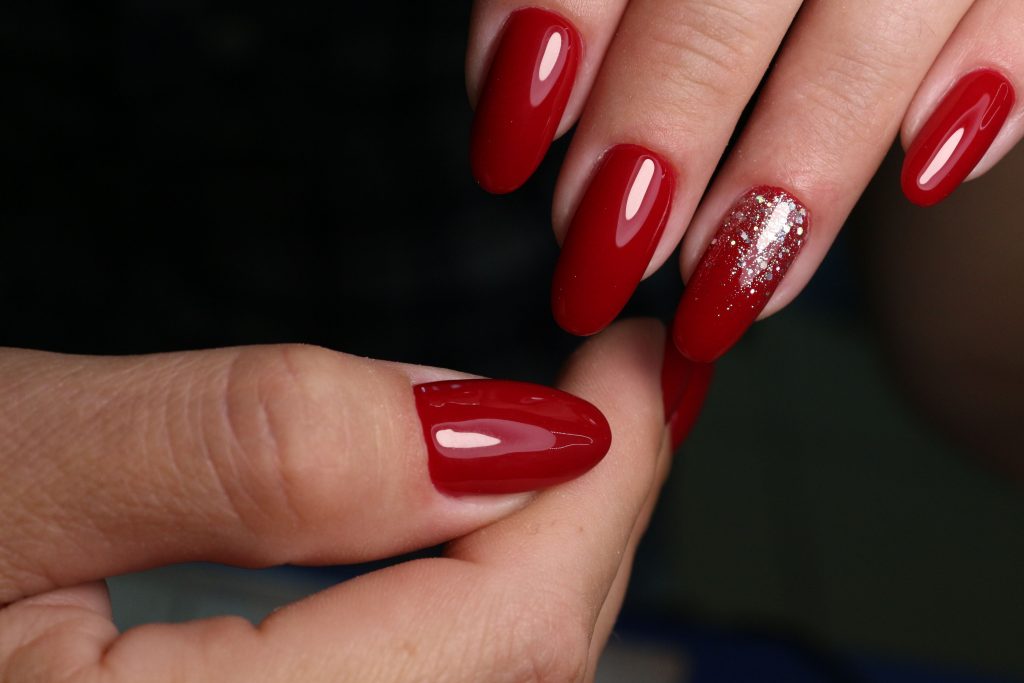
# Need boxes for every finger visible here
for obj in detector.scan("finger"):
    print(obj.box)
[0,320,668,683]
[900,0,1021,206]
[587,428,671,673]
[587,342,716,666]
[673,0,975,362]
[0,582,115,681]
[446,319,667,678]
[662,340,715,453]
[467,1,630,193]
[550,0,803,335]
[0,344,611,604]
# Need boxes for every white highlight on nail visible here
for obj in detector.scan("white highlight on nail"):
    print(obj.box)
[538,33,562,82]
[625,158,656,221]
[918,127,965,186]
[757,201,791,252]
[436,429,501,449]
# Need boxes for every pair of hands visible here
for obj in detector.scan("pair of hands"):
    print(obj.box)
[3,1,1020,681]
[0,324,685,682]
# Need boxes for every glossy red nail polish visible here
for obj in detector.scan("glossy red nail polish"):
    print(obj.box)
[902,69,1015,207]
[470,8,580,194]
[414,379,611,495]
[661,338,713,451]
[552,145,675,336]
[673,187,809,363]
[666,362,713,452]
[661,334,694,422]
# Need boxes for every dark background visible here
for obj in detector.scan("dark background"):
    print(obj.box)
[3,2,1023,681]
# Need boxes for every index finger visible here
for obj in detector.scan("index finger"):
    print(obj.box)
[447,319,668,635]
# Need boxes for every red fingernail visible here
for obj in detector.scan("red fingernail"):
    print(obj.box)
[661,334,694,421]
[661,338,713,451]
[902,69,1015,207]
[414,379,611,495]
[470,8,580,194]
[552,145,675,336]
[673,187,809,362]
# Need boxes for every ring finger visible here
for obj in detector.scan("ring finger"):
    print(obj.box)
[673,0,976,362]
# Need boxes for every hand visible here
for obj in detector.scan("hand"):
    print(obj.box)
[0,320,710,681]
[466,0,1022,357]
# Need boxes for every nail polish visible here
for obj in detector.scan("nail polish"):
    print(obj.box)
[666,362,713,452]
[661,333,694,421]
[661,338,713,451]
[470,8,580,194]
[902,69,1015,207]
[552,145,675,336]
[414,379,611,495]
[673,187,809,363]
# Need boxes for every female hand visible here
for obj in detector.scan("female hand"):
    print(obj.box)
[0,320,710,682]
[467,0,1022,358]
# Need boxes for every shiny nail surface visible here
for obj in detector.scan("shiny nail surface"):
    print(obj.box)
[661,333,694,421]
[552,145,675,336]
[902,69,1015,207]
[661,339,714,451]
[414,379,611,495]
[673,187,809,363]
[666,363,714,452]
[470,7,580,194]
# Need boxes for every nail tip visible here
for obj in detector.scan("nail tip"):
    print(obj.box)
[470,159,525,195]
[552,308,607,338]
[666,362,715,451]
[671,317,724,365]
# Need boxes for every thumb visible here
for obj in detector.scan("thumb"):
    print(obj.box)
[0,344,609,604]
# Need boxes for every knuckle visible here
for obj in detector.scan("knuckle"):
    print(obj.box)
[208,344,353,538]
[1,618,100,683]
[488,588,592,683]
[639,0,764,111]
[791,11,927,150]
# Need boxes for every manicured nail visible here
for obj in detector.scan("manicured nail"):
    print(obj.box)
[661,339,714,451]
[661,334,694,421]
[552,145,675,336]
[673,187,809,362]
[902,69,1015,207]
[470,8,580,194]
[414,379,611,495]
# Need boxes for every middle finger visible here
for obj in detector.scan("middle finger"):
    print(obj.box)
[551,0,803,336]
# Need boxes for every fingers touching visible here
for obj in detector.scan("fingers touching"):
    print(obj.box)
[0,344,612,604]
[0,321,689,683]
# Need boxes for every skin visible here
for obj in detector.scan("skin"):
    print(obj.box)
[0,320,672,682]
[468,0,1024,320]
[3,1,1023,679]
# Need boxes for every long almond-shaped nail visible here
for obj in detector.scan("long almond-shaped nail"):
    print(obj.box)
[414,379,610,495]
[661,338,714,451]
[552,145,675,336]
[673,187,809,362]
[470,8,580,194]
[902,69,1015,207]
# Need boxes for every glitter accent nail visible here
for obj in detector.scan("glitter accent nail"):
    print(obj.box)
[672,186,809,362]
